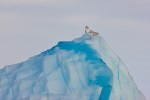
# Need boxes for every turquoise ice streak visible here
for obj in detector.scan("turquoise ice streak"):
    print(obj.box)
[58,41,113,100]
[0,34,146,100]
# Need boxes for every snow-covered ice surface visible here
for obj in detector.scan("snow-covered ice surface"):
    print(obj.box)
[0,34,146,100]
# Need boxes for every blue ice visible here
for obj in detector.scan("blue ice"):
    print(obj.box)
[0,34,146,100]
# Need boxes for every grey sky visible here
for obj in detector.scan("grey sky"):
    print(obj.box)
[0,0,150,99]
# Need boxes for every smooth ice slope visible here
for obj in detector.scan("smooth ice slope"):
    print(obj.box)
[0,35,146,100]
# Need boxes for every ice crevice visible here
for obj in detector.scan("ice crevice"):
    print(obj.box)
[116,57,122,100]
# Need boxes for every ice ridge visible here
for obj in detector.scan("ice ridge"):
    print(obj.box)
[0,34,146,100]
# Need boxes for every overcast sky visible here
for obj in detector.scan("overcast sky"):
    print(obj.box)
[0,0,150,99]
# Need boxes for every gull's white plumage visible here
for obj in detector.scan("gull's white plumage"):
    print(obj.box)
[85,26,99,37]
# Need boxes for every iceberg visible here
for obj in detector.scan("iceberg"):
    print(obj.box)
[0,34,146,100]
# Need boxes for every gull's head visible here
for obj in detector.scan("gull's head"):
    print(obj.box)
[85,26,89,29]
[85,26,90,34]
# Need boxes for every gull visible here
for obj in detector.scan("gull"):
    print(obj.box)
[85,26,99,39]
